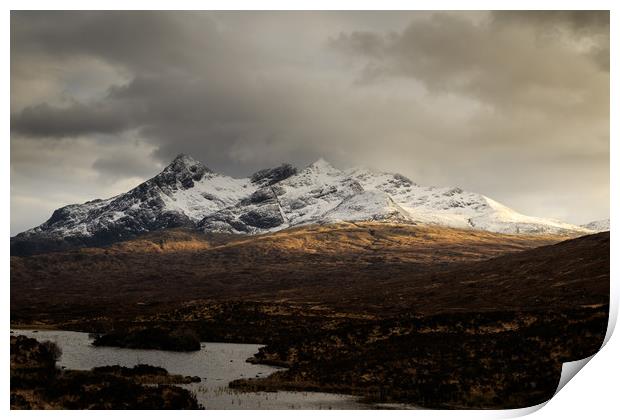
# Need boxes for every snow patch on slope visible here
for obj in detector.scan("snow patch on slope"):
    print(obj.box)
[322,190,413,223]
[162,173,251,221]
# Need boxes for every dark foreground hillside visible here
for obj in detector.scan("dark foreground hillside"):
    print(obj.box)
[230,306,607,408]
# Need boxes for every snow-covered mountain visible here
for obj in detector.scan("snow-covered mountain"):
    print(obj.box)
[198,157,591,236]
[12,154,594,254]
[581,218,610,232]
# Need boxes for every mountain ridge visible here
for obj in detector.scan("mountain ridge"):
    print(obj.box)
[581,218,610,232]
[11,154,596,255]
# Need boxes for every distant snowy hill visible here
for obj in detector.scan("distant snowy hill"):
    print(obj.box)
[581,218,610,232]
[12,154,594,254]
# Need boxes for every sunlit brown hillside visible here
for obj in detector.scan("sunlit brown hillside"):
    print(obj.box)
[11,222,574,323]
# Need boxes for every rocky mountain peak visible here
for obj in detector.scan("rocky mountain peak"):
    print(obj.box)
[307,157,337,171]
[155,154,212,190]
[165,153,210,173]
[251,163,298,187]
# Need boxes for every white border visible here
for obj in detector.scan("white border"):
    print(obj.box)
[3,2,617,419]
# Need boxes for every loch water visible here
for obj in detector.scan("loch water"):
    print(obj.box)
[12,329,373,409]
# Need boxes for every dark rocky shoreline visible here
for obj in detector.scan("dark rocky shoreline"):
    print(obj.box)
[10,335,202,409]
[91,326,201,352]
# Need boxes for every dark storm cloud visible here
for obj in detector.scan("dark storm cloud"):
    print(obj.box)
[10,11,610,235]
[492,10,609,35]
[12,101,133,137]
[10,11,219,73]
[492,11,610,72]
[328,11,609,112]
[11,11,302,175]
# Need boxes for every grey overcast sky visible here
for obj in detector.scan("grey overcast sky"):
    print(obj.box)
[10,11,609,235]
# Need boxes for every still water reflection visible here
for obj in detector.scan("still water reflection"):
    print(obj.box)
[13,329,372,409]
